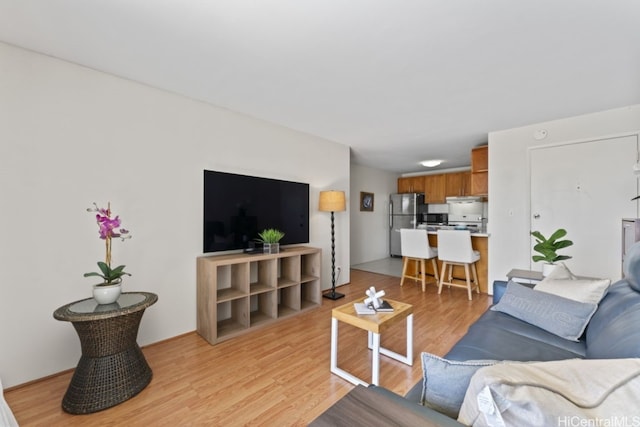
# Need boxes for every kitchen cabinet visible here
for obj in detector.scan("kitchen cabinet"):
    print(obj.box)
[399,172,471,202]
[423,174,446,203]
[470,145,488,196]
[445,171,471,197]
[397,176,425,194]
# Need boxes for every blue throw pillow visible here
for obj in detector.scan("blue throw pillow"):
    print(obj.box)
[491,281,597,341]
[420,352,498,418]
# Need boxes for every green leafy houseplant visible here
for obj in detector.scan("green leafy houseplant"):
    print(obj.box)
[530,228,573,264]
[256,228,285,244]
[84,202,132,286]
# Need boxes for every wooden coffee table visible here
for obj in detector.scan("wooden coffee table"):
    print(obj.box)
[330,298,413,386]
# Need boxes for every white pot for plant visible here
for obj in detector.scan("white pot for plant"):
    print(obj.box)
[92,281,122,304]
[542,263,557,277]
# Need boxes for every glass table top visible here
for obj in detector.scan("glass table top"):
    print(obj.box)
[69,293,146,314]
[54,292,157,321]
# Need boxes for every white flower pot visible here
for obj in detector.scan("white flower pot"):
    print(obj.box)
[93,282,122,304]
[542,263,557,277]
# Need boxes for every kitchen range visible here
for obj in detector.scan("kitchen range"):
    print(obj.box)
[441,196,485,232]
[423,197,485,232]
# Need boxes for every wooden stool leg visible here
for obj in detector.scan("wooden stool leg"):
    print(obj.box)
[438,262,447,294]
[464,263,472,300]
[472,262,480,293]
[420,259,426,292]
[431,258,439,284]
[400,257,409,287]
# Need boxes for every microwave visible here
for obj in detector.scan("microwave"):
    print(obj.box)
[424,213,448,225]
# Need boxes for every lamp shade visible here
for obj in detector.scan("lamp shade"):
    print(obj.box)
[319,191,346,212]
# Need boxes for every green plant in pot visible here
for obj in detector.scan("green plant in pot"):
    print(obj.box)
[256,228,285,254]
[84,202,132,303]
[531,228,573,276]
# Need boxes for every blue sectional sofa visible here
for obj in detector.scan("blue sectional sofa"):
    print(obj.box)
[369,243,640,425]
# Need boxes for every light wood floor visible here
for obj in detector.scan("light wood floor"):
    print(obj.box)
[5,269,492,426]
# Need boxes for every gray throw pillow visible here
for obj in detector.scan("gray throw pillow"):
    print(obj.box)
[491,281,597,341]
[420,352,498,418]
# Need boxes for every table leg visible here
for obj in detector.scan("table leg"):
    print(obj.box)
[330,317,369,386]
[406,313,413,364]
[371,314,413,366]
[371,332,380,386]
[62,310,152,414]
[330,317,338,373]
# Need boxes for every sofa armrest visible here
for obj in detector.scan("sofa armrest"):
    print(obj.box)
[492,280,509,304]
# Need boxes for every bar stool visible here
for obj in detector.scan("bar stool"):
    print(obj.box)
[437,229,480,300]
[400,228,439,292]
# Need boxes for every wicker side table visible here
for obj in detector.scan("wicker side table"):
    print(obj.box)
[53,292,158,414]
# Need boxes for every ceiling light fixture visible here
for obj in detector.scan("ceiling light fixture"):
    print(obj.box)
[420,159,442,167]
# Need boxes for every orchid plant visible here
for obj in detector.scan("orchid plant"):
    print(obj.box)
[84,202,132,286]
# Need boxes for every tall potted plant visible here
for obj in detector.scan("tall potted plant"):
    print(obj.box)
[84,202,132,304]
[256,228,285,254]
[530,228,573,276]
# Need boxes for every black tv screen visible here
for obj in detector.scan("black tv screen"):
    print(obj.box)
[203,170,310,253]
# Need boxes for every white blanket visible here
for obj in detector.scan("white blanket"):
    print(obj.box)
[1,378,18,427]
[458,358,640,427]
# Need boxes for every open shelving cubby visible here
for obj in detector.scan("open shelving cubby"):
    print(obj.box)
[300,252,321,310]
[197,246,322,345]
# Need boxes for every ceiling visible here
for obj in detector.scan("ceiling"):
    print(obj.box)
[1,1,639,174]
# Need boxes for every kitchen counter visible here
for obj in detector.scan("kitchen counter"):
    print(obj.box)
[427,230,490,237]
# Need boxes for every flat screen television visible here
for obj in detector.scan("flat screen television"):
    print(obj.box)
[203,170,310,253]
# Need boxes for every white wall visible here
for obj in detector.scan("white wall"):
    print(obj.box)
[349,164,398,265]
[0,42,350,388]
[489,105,640,291]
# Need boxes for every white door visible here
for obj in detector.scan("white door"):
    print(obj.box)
[530,135,639,280]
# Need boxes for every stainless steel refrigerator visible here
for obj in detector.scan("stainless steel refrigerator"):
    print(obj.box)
[389,193,426,256]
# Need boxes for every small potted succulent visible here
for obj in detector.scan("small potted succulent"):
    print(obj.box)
[84,202,132,304]
[531,228,573,276]
[256,228,285,254]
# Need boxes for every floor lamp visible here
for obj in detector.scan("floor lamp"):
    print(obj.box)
[319,190,346,300]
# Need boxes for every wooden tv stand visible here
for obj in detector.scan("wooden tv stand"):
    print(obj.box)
[197,246,322,345]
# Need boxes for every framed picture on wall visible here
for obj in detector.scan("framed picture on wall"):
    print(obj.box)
[360,192,374,212]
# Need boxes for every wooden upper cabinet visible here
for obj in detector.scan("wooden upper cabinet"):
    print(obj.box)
[471,145,488,172]
[397,176,425,194]
[461,171,471,195]
[445,171,471,197]
[410,176,425,193]
[470,172,488,196]
[399,170,474,201]
[470,145,488,196]
[424,174,446,203]
[397,177,412,193]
